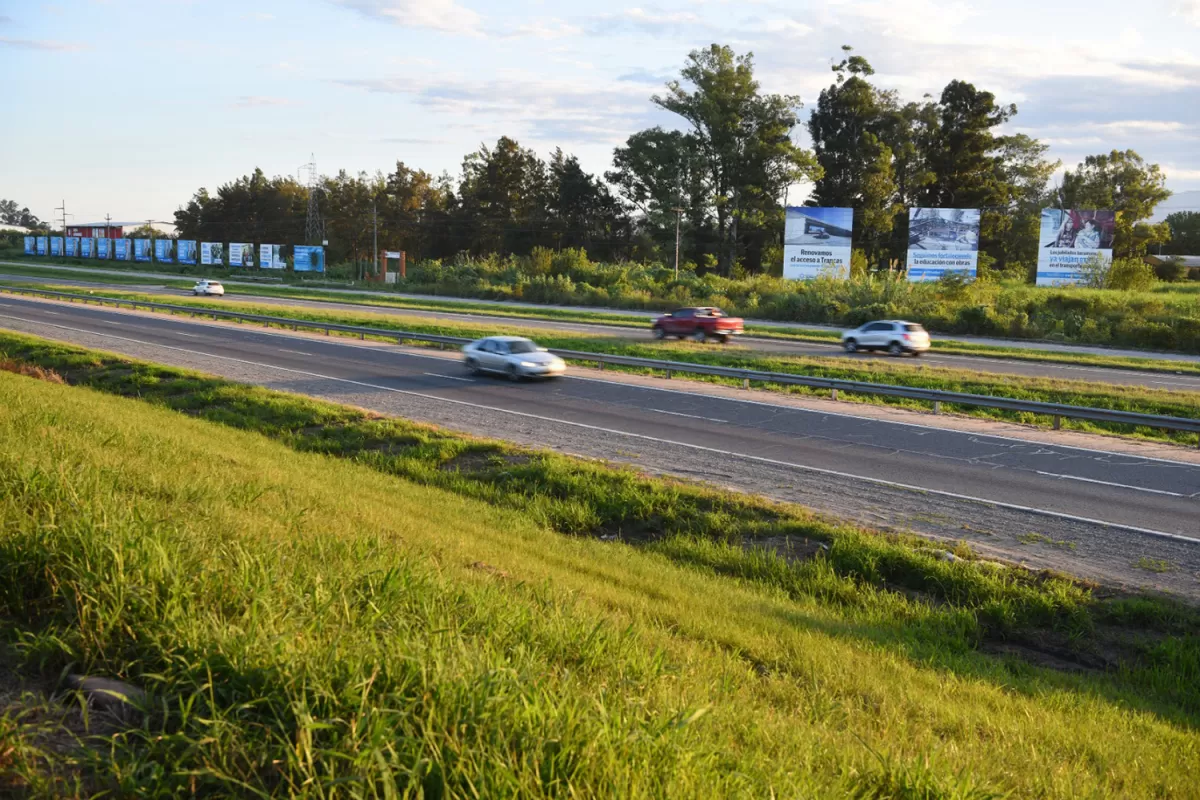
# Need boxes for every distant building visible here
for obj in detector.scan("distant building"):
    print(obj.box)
[67,223,125,239]
[0,223,32,233]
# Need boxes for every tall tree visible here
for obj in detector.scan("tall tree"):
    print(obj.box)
[0,199,43,229]
[807,47,900,264]
[456,137,551,254]
[653,44,819,274]
[1060,150,1171,258]
[919,80,1014,209]
[990,134,1059,273]
[1164,211,1200,256]
[547,149,628,257]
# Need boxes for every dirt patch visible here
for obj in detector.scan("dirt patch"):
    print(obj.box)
[441,449,533,473]
[0,357,64,384]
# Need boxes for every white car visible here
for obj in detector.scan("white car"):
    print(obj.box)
[462,336,566,380]
[841,320,931,356]
[193,280,225,297]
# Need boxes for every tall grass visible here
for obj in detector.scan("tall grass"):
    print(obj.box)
[2,360,1200,796]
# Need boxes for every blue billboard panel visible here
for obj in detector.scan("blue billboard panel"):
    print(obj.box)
[293,245,325,273]
[50,237,63,257]
[1035,208,1116,286]
[65,237,80,257]
[155,239,174,263]
[134,238,153,262]
[24,236,35,255]
[81,238,94,258]
[259,244,285,269]
[97,238,111,259]
[36,236,47,255]
[783,207,853,279]
[114,239,130,261]
[906,208,980,281]
[177,240,197,265]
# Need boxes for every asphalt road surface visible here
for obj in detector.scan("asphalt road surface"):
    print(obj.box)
[3,271,1199,393]
[2,293,1197,539]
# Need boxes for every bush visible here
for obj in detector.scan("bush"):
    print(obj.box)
[1152,257,1190,282]
[1107,258,1157,291]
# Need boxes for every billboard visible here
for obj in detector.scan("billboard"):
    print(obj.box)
[293,245,325,273]
[259,244,285,269]
[134,238,153,262]
[36,236,47,255]
[81,237,94,258]
[97,238,111,259]
[154,239,174,263]
[1035,208,1116,286]
[906,208,981,281]
[23,236,34,255]
[783,207,853,279]
[229,242,255,267]
[115,239,133,260]
[50,237,63,257]
[200,242,224,266]
[65,237,80,257]
[177,240,197,265]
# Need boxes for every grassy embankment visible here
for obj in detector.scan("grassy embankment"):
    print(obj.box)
[7,285,1200,445]
[5,250,1200,363]
[1,332,1199,796]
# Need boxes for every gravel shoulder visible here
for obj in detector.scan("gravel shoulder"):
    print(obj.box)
[3,311,1198,601]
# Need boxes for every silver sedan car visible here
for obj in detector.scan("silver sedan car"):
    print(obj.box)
[462,336,566,380]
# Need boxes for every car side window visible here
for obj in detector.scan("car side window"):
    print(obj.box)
[478,340,494,353]
[494,342,509,355]
[863,322,886,332]
[675,309,693,319]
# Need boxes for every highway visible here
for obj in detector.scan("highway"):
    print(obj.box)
[3,269,1200,392]
[2,293,1198,543]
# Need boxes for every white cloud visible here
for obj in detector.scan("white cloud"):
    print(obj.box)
[331,0,482,35]
[1172,0,1200,25]
[232,96,294,108]
[0,36,85,51]
[506,18,583,39]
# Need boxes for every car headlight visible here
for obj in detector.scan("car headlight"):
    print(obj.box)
[520,361,539,368]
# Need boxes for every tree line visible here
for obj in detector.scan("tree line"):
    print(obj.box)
[9,44,1191,278]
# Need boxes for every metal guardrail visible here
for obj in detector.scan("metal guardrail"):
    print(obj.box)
[4,284,1200,444]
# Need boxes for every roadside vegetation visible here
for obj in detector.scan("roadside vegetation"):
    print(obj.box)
[1,332,1199,796]
[6,286,1199,445]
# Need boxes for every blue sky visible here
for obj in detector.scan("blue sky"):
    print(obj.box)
[4,0,1200,226]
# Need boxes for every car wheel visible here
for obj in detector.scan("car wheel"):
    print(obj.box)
[717,334,730,344]
[507,364,522,382]
[692,329,706,343]
[888,341,904,356]
[843,339,858,354]
[465,357,481,375]
[911,350,923,358]
[652,326,666,340]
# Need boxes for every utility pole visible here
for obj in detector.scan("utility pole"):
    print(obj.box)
[373,199,378,280]
[105,213,112,239]
[54,199,66,234]
[671,206,685,279]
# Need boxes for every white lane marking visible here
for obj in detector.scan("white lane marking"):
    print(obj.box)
[3,314,1197,546]
[40,310,60,315]
[1034,471,1188,498]
[175,332,198,337]
[424,372,474,383]
[651,409,729,424]
[278,349,314,356]
[103,320,121,325]
[6,296,1199,468]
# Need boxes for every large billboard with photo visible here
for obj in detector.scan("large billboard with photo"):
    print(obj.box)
[259,244,285,269]
[200,242,224,266]
[96,238,111,259]
[783,207,853,279]
[36,236,47,255]
[177,240,197,265]
[65,237,80,257]
[81,237,94,258]
[50,237,63,257]
[23,236,35,255]
[229,242,255,267]
[155,239,174,263]
[293,245,325,273]
[114,239,131,261]
[134,238,153,262]
[906,208,980,281]
[1035,208,1115,286]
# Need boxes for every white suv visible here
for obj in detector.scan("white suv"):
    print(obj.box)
[841,320,931,356]
[193,280,225,297]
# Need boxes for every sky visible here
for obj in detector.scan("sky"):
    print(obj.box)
[4,0,1200,227]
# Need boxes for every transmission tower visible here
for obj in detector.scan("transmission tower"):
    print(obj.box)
[300,154,325,244]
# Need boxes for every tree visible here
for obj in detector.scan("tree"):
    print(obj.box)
[547,149,628,258]
[1060,150,1171,258]
[1164,211,1200,255]
[456,136,552,254]
[990,134,1059,274]
[653,44,819,274]
[0,199,42,229]
[919,80,1015,209]
[807,47,901,264]
[173,168,307,245]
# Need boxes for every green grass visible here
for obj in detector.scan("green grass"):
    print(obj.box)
[1134,557,1177,574]
[8,284,1200,446]
[1,334,1199,796]
[6,255,1200,372]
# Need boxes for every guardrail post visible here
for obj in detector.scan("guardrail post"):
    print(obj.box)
[1053,415,1062,430]
[325,328,330,336]
[742,378,750,390]
[598,360,605,370]
[665,369,671,379]
[831,388,838,401]
[933,401,941,415]
[360,332,365,340]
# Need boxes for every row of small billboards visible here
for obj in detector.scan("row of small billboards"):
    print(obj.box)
[23,237,326,273]
[785,207,1116,285]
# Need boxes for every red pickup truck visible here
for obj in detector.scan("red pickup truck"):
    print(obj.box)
[651,307,745,343]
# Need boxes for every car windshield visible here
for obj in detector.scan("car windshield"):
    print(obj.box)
[507,340,538,354]
[706,308,726,317]
[904,324,925,332]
